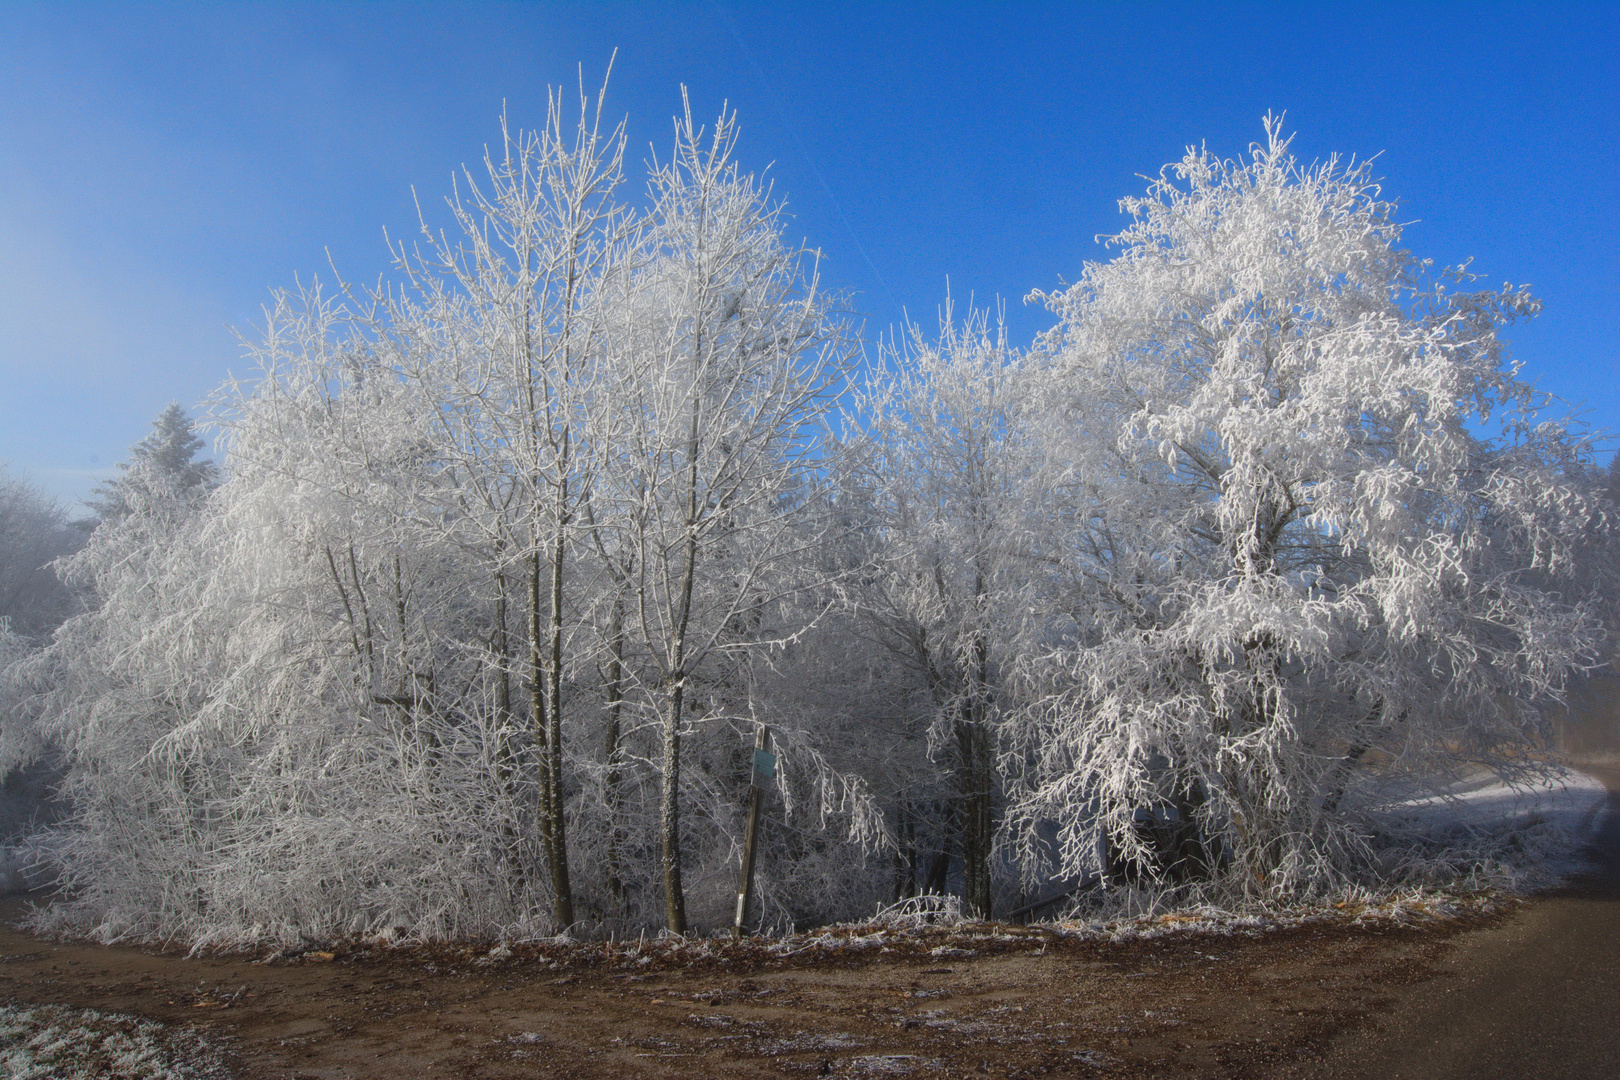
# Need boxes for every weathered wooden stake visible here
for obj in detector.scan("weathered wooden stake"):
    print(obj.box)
[733,723,773,938]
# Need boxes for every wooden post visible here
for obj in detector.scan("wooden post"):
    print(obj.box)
[733,723,773,938]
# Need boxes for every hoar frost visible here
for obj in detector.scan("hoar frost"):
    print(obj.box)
[0,95,1609,948]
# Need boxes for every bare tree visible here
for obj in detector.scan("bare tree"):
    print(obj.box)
[592,96,852,931]
[372,69,635,929]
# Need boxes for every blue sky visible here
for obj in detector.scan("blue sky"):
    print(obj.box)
[2,1,1616,506]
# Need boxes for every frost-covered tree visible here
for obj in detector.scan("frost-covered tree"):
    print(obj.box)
[854,306,1044,918]
[590,98,854,932]
[87,404,217,522]
[1009,117,1609,899]
[0,468,82,847]
[368,76,636,930]
[0,467,82,641]
[8,101,1607,947]
[2,83,864,946]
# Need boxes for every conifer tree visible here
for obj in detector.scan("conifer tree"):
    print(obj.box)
[88,404,217,522]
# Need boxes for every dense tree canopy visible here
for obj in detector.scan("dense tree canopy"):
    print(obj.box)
[1005,118,1606,897]
[0,106,1608,944]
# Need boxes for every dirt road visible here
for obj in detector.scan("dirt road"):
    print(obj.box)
[0,777,1612,1078]
[0,894,1505,1079]
[1268,764,1620,1080]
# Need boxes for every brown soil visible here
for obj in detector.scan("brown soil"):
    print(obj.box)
[1267,763,1620,1080]
[0,896,1510,1080]
[5,757,1614,1079]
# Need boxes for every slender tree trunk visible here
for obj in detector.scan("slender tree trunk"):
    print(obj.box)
[493,564,525,889]
[956,620,994,920]
[955,714,993,919]
[659,395,705,935]
[346,544,375,679]
[924,825,952,896]
[530,547,575,928]
[528,552,552,863]
[893,801,917,902]
[601,594,627,909]
[661,677,688,933]
[545,470,575,928]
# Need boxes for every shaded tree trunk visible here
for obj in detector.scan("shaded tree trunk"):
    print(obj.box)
[530,547,574,929]
[601,594,628,909]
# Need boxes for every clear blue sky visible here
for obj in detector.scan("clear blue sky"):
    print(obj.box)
[2,1,1616,506]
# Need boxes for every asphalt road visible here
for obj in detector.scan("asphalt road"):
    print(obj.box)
[1276,763,1620,1080]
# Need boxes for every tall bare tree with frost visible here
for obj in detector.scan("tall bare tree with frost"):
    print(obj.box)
[854,306,1044,918]
[366,74,635,930]
[1007,118,1608,898]
[593,98,853,932]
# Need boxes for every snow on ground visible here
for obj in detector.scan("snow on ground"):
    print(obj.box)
[1025,766,1614,944]
[0,1003,230,1080]
[1392,766,1608,829]
[1377,766,1611,882]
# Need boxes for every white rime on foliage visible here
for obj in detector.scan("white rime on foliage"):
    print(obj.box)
[1004,117,1608,900]
[853,304,1044,918]
[1,79,870,947]
[0,108,1610,946]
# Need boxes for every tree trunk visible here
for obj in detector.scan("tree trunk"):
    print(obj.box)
[957,623,994,920]
[660,677,687,934]
[544,474,574,929]
[659,396,705,935]
[530,548,574,930]
[893,801,917,902]
[924,826,952,896]
[955,714,993,919]
[493,564,525,890]
[601,595,627,909]
[1170,782,1213,882]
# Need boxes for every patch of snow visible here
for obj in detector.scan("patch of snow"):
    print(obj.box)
[0,1003,230,1079]
[844,1054,940,1075]
[1380,767,1610,881]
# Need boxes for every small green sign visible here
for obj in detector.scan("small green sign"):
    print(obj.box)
[752,747,776,782]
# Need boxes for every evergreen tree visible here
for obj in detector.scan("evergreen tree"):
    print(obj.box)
[88,404,218,521]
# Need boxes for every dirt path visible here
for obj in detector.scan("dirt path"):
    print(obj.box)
[1,774,1613,1079]
[1266,764,1620,1080]
[0,894,1505,1079]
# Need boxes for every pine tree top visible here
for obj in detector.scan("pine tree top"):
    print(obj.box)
[88,404,218,521]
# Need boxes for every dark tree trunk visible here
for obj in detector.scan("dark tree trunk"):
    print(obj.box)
[956,715,993,919]
[956,623,994,920]
[530,549,575,930]
[601,595,628,910]
[660,677,687,934]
